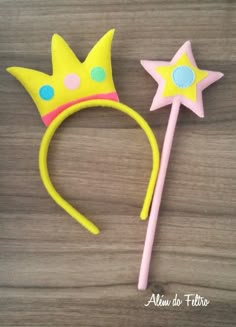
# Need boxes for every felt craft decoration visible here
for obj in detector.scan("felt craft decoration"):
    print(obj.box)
[7,29,160,235]
[138,41,223,290]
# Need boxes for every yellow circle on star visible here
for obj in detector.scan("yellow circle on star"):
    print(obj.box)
[155,54,208,102]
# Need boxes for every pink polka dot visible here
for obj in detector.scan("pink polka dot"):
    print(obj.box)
[64,73,80,90]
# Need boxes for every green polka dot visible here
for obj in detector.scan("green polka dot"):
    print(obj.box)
[90,67,106,82]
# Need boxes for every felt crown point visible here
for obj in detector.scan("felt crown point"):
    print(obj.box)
[7,29,119,126]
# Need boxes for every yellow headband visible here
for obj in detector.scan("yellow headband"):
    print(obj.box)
[7,30,159,234]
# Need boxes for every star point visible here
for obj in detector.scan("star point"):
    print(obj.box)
[141,41,223,117]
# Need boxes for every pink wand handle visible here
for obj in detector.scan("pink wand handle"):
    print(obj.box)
[138,97,180,290]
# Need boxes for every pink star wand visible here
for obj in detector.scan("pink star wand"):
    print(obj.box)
[138,41,223,290]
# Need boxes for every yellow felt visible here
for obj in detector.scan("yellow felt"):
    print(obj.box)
[7,30,116,117]
[156,54,208,101]
[39,100,160,234]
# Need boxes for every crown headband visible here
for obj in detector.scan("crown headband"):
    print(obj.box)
[7,29,160,234]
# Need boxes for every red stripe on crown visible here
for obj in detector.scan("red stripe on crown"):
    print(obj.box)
[42,92,119,126]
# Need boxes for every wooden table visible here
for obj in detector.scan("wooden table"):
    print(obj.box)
[0,1,235,326]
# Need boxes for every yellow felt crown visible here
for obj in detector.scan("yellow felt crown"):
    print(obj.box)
[7,29,118,126]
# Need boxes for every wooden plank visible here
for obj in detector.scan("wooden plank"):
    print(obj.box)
[0,0,235,326]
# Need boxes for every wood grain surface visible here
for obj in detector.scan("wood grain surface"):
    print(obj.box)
[0,0,236,326]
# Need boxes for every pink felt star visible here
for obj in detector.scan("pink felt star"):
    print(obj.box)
[141,41,223,117]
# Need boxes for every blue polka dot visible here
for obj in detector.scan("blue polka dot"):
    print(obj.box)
[90,67,106,82]
[39,85,54,100]
[172,66,195,88]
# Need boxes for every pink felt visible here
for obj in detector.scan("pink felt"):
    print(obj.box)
[138,98,180,290]
[42,92,119,126]
[64,73,80,90]
[141,41,223,117]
